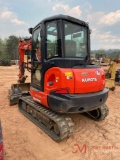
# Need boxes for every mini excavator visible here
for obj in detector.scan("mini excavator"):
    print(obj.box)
[8,15,109,142]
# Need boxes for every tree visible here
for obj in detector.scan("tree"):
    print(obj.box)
[5,35,19,60]
[0,38,6,59]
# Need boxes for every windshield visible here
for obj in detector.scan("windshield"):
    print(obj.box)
[64,21,88,58]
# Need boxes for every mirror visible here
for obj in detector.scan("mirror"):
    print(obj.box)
[28,28,33,34]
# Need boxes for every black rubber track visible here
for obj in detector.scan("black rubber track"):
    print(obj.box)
[83,104,109,121]
[18,96,74,142]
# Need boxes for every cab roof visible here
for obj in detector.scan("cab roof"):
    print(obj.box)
[34,14,89,30]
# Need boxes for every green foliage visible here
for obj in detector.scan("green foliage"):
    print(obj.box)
[0,38,6,59]
[92,48,120,60]
[5,35,19,60]
[108,52,120,60]
[0,35,19,60]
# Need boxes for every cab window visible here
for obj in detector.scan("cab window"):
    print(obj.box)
[33,27,41,62]
[46,21,58,59]
[64,21,87,58]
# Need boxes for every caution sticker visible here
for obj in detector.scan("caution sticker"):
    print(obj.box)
[65,72,73,77]
[65,72,73,79]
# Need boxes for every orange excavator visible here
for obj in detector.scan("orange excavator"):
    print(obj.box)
[8,15,109,142]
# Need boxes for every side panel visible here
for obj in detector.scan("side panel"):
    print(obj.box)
[30,88,48,107]
[44,67,75,94]
[72,68,105,93]
[44,67,105,94]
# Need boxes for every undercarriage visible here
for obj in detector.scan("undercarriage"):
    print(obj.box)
[18,95,109,141]
[18,96,75,142]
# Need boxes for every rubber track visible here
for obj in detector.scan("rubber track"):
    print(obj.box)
[18,96,74,142]
[84,104,109,121]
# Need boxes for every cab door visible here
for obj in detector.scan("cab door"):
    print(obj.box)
[31,26,42,90]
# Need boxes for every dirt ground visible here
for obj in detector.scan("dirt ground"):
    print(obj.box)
[0,65,120,160]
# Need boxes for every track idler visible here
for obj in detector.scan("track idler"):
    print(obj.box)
[84,104,109,121]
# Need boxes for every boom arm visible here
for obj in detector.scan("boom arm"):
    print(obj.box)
[18,39,32,83]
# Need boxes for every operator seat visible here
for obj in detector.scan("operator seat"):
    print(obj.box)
[65,40,76,57]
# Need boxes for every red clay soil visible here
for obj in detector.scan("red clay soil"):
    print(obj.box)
[0,65,120,160]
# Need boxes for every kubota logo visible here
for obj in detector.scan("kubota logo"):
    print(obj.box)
[82,78,97,82]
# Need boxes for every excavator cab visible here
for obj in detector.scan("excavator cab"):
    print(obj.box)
[30,15,90,92]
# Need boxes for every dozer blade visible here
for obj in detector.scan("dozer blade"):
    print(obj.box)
[8,83,30,105]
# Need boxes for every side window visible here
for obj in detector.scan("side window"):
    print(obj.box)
[46,21,58,59]
[32,27,42,87]
[33,28,41,62]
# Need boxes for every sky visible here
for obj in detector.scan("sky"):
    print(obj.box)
[0,0,120,50]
